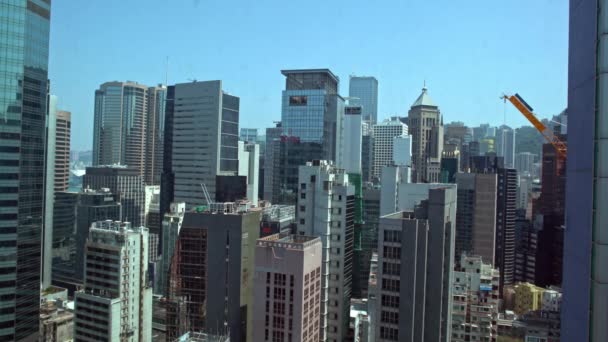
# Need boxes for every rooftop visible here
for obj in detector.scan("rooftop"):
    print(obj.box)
[411,86,437,108]
[281,68,340,84]
[257,233,321,250]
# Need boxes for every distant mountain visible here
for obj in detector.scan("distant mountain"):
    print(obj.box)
[515,126,544,155]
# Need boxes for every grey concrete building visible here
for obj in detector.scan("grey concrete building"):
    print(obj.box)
[166,204,261,342]
[252,234,323,342]
[167,80,239,208]
[55,110,72,192]
[297,160,355,342]
[74,221,152,341]
[83,165,145,226]
[374,186,456,342]
[495,125,516,169]
[144,85,167,185]
[455,173,498,265]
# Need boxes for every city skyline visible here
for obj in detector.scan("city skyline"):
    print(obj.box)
[48,0,568,150]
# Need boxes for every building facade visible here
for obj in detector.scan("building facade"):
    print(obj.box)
[252,234,323,342]
[0,0,51,337]
[495,125,516,168]
[55,110,71,192]
[375,186,456,342]
[144,85,167,185]
[83,165,145,226]
[297,161,355,342]
[165,80,239,208]
[408,87,443,183]
[281,69,344,164]
[372,118,408,179]
[451,255,500,342]
[348,76,378,123]
[166,204,261,341]
[74,221,152,342]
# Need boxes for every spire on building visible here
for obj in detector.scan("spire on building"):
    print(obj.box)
[411,84,437,108]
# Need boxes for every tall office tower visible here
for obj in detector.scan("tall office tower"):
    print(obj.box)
[451,254,500,342]
[0,0,51,338]
[297,161,355,342]
[514,211,537,284]
[238,141,260,205]
[74,221,152,341]
[372,118,408,179]
[252,234,323,342]
[408,86,444,183]
[93,81,148,173]
[393,134,412,167]
[515,152,537,178]
[267,137,324,205]
[534,142,567,287]
[166,204,261,341]
[42,96,57,289]
[445,122,469,151]
[158,202,185,296]
[517,175,533,210]
[263,123,283,201]
[455,173,498,265]
[349,76,379,123]
[467,156,517,295]
[50,192,79,289]
[240,128,258,142]
[164,80,239,208]
[360,185,380,297]
[160,85,176,222]
[281,69,344,163]
[83,165,145,226]
[343,105,363,174]
[374,186,456,342]
[495,125,516,168]
[73,189,122,284]
[561,2,603,333]
[145,186,161,263]
[55,110,71,192]
[361,130,374,182]
[144,85,167,185]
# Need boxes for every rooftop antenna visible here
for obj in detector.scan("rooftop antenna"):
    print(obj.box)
[164,56,169,86]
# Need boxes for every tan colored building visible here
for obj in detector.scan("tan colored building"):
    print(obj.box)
[514,282,544,315]
[407,86,443,183]
[252,234,323,342]
[54,110,71,192]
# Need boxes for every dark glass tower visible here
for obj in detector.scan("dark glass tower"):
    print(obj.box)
[0,0,51,339]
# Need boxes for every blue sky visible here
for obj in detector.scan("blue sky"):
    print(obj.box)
[49,0,568,151]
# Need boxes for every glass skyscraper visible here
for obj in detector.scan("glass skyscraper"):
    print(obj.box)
[349,76,378,124]
[0,0,51,339]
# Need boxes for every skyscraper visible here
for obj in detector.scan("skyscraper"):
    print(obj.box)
[240,128,258,142]
[515,152,537,178]
[281,69,344,163]
[55,110,71,192]
[252,234,323,342]
[372,118,408,179]
[343,105,363,174]
[374,186,456,341]
[165,80,239,208]
[83,165,145,226]
[144,85,167,185]
[74,221,152,341]
[496,125,516,168]
[0,0,51,338]
[408,86,444,183]
[349,76,379,123]
[263,123,283,201]
[297,160,354,342]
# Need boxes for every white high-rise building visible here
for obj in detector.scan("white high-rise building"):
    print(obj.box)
[297,161,355,342]
[238,141,260,205]
[392,134,412,167]
[496,125,516,168]
[372,118,408,180]
[74,221,152,342]
[451,254,500,342]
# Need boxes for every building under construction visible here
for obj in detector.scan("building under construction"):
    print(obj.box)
[166,202,261,342]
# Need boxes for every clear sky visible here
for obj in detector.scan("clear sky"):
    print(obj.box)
[49,0,568,151]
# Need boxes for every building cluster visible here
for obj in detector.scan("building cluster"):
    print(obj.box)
[0,1,604,341]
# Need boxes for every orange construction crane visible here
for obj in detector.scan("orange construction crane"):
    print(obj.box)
[502,93,567,158]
